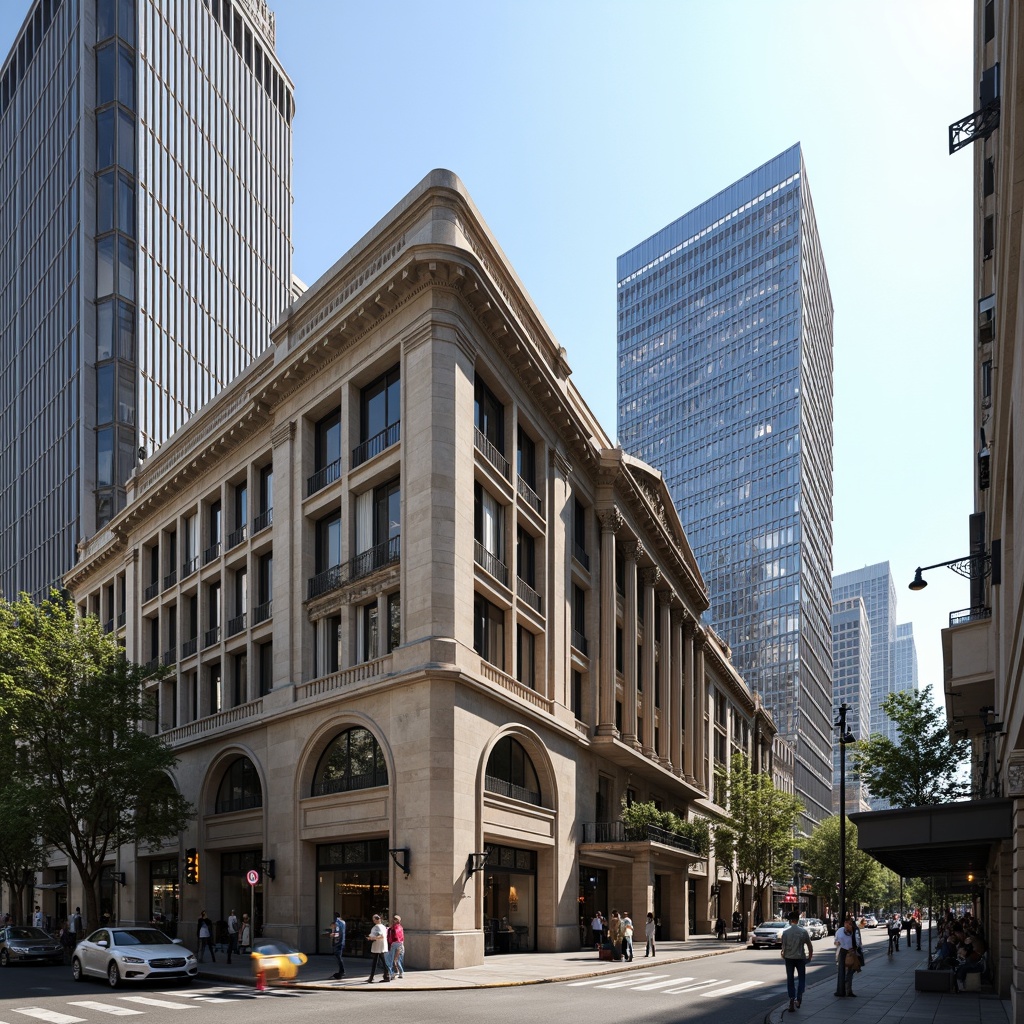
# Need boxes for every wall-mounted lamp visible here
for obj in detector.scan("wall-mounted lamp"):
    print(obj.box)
[389,847,411,877]
[908,553,991,591]
[467,848,492,877]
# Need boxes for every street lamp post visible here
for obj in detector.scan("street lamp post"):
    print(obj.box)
[836,703,855,921]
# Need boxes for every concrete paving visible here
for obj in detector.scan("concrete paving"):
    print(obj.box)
[197,933,1012,1023]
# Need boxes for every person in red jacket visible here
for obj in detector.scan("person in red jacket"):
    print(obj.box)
[386,916,405,978]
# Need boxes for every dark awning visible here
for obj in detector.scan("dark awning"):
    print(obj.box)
[850,799,1012,885]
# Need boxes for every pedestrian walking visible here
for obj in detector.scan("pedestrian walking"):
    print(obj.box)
[644,912,656,957]
[833,916,862,997]
[887,914,901,955]
[366,914,391,982]
[591,911,604,949]
[226,909,238,964]
[913,914,922,950]
[780,909,813,1011]
[196,911,216,962]
[732,909,743,941]
[70,907,82,941]
[608,911,622,960]
[904,914,914,948]
[33,905,44,929]
[238,913,251,953]
[386,915,405,978]
[330,911,346,979]
[621,912,634,961]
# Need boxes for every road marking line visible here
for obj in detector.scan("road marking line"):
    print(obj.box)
[594,974,670,988]
[566,977,617,987]
[117,998,190,1010]
[700,980,763,997]
[156,993,231,1004]
[664,979,722,993]
[13,1012,86,1024]
[67,1003,144,1016]
[634,977,694,991]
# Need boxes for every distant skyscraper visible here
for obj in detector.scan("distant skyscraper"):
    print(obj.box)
[0,0,294,600]
[831,562,919,810]
[617,144,835,828]
[830,596,871,814]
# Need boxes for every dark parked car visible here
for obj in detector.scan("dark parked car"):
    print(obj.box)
[0,926,64,967]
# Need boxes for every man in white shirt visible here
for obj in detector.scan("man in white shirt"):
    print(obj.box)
[226,909,238,964]
[366,914,391,983]
[33,905,44,930]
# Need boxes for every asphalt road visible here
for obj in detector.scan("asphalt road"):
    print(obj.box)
[0,928,891,1024]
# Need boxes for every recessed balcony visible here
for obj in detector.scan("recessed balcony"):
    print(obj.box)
[307,459,341,497]
[352,421,400,469]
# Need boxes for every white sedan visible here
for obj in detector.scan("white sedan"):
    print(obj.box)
[72,927,198,987]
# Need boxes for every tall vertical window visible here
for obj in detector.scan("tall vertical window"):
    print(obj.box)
[316,511,342,572]
[387,592,400,653]
[356,365,400,465]
[183,513,198,575]
[517,426,536,489]
[474,483,507,585]
[353,479,400,578]
[516,625,536,689]
[229,482,247,547]
[474,379,504,453]
[255,464,273,531]
[572,585,587,655]
[309,411,341,493]
[474,594,505,671]
[205,501,222,563]
[573,498,589,569]
[257,641,273,696]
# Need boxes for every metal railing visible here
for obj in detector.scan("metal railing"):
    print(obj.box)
[226,526,247,550]
[203,626,221,649]
[574,543,591,571]
[948,605,991,627]
[117,611,126,628]
[181,556,199,578]
[484,774,541,806]
[103,618,114,634]
[572,629,589,656]
[203,542,221,565]
[306,458,341,496]
[163,569,177,590]
[475,541,509,587]
[162,648,177,666]
[352,421,400,468]
[517,477,542,514]
[253,600,272,625]
[348,535,401,582]
[579,821,699,853]
[475,427,510,479]
[227,613,247,637]
[517,577,542,613]
[180,637,198,658]
[252,508,273,534]
[143,581,159,602]
[308,565,344,600]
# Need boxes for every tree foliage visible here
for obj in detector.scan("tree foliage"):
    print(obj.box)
[851,686,970,807]
[716,752,802,935]
[0,592,195,928]
[619,799,711,855]
[801,815,884,915]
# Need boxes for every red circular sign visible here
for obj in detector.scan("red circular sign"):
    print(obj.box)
[246,869,260,886]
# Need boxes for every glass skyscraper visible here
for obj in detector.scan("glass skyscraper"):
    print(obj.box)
[830,596,871,815]
[617,144,835,827]
[0,0,294,600]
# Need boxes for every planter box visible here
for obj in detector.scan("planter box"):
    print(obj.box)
[915,969,953,993]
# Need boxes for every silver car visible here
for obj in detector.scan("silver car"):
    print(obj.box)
[800,917,827,940]
[750,921,788,948]
[0,926,64,967]
[72,927,198,987]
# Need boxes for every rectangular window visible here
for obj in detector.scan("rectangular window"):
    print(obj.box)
[475,482,504,557]
[572,670,583,720]
[316,511,342,572]
[387,592,400,653]
[474,377,504,453]
[315,411,341,471]
[360,600,379,663]
[516,625,535,689]
[517,425,536,489]
[474,593,505,670]
[315,615,340,677]
[574,498,590,569]
[258,641,273,696]
[356,365,400,464]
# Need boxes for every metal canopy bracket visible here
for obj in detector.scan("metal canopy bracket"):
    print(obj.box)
[949,100,1000,154]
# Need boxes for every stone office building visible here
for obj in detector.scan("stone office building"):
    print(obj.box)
[60,170,776,969]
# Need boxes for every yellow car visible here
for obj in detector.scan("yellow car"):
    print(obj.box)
[250,939,307,981]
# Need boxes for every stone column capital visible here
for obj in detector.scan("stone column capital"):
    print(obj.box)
[640,566,662,589]
[597,506,624,533]
[621,539,645,564]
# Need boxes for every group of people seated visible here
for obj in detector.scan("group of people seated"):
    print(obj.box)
[930,911,987,991]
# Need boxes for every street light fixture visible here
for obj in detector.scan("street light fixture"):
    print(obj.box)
[836,703,856,921]
[908,553,991,591]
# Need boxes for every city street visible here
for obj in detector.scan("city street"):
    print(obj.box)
[0,929,887,1024]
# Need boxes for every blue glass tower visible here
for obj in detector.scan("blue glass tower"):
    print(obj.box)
[617,144,834,827]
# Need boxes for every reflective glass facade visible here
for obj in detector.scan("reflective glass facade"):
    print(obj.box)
[830,596,871,814]
[617,145,834,827]
[0,0,293,600]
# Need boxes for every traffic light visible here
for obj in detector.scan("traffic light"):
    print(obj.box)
[185,848,199,885]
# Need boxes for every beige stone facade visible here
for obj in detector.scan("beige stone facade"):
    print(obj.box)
[58,170,775,969]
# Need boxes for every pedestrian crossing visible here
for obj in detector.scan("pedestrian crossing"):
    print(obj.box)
[0,986,285,1024]
[565,972,783,1001]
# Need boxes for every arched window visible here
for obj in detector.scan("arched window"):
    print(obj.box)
[215,757,263,813]
[485,736,541,805]
[312,727,388,796]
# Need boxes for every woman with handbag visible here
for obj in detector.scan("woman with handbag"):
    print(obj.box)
[833,915,863,997]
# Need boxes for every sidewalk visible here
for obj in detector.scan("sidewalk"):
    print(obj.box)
[197,933,1012,1023]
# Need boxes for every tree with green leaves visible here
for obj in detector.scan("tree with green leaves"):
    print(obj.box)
[715,752,803,940]
[0,592,195,929]
[801,815,884,916]
[0,729,44,923]
[851,686,970,807]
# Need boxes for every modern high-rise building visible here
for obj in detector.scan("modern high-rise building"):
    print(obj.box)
[617,144,835,828]
[831,562,919,756]
[830,596,871,815]
[0,0,294,601]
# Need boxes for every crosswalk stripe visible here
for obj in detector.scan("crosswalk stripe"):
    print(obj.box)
[566,977,615,987]
[116,998,190,1010]
[664,979,722,994]
[594,974,671,988]
[13,1012,86,1024]
[67,1003,144,1016]
[701,980,763,997]
[634,977,694,991]
[156,994,231,1004]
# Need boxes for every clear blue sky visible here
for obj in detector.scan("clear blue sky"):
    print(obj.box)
[0,0,974,708]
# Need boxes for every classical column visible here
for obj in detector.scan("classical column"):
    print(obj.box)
[658,592,673,769]
[695,628,708,791]
[640,567,660,758]
[682,618,696,783]
[596,508,622,735]
[621,540,643,750]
